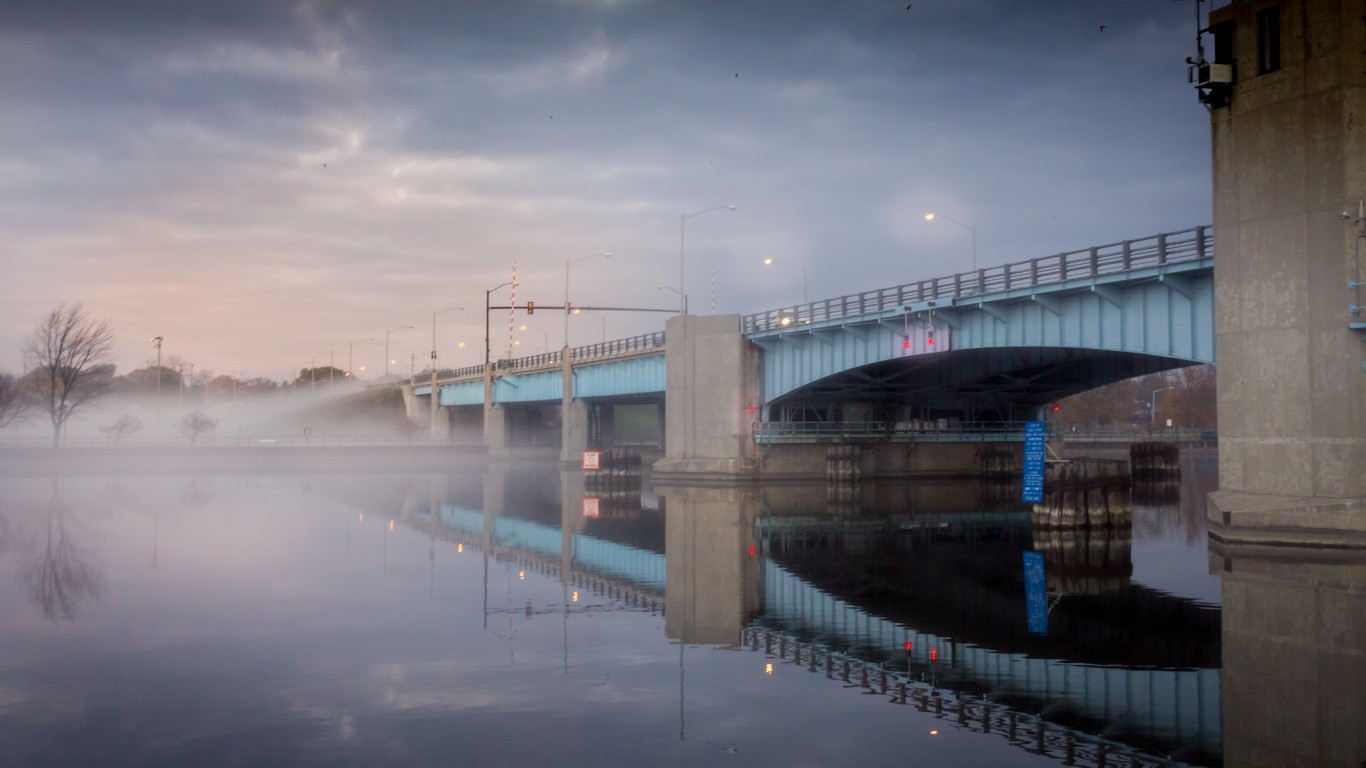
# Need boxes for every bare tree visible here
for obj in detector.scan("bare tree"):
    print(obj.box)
[21,303,117,447]
[0,371,30,430]
[179,410,218,445]
[100,414,144,444]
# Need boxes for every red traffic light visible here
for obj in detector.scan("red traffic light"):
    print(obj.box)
[927,331,935,345]
[1051,403,1060,412]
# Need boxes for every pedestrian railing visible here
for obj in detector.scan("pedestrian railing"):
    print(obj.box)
[743,226,1211,334]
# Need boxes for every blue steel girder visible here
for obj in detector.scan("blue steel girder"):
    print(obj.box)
[436,353,667,406]
[753,260,1212,410]
[573,355,666,400]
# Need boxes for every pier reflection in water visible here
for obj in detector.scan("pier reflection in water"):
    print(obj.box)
[0,452,1360,766]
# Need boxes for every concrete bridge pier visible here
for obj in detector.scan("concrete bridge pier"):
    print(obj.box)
[560,348,591,465]
[1204,0,1366,546]
[653,314,764,483]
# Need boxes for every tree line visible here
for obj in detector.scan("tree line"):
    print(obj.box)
[0,303,353,447]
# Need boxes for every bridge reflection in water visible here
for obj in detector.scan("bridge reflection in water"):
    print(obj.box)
[408,465,1225,767]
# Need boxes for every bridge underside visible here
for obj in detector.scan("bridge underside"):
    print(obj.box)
[768,347,1198,423]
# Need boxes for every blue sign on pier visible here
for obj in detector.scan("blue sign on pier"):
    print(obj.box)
[1022,420,1045,504]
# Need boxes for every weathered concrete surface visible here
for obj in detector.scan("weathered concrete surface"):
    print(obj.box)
[653,314,764,482]
[1209,490,1366,548]
[1209,0,1366,542]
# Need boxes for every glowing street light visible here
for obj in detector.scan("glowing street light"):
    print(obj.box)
[924,211,977,273]
[385,325,413,378]
[762,257,808,305]
[430,305,464,432]
[680,205,736,313]
[565,252,611,348]
[348,337,374,382]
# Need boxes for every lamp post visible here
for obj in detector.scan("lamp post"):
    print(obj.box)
[385,325,413,378]
[924,211,977,273]
[565,252,611,348]
[1151,386,1174,425]
[151,336,163,436]
[430,306,464,433]
[485,282,514,366]
[656,286,687,313]
[680,205,736,313]
[347,337,374,383]
[761,257,808,305]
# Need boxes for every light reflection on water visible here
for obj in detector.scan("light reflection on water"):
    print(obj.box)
[0,458,1353,766]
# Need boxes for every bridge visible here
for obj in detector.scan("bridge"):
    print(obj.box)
[405,225,1212,478]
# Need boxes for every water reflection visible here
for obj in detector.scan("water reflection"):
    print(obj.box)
[0,456,1359,767]
[1213,544,1366,767]
[17,479,103,620]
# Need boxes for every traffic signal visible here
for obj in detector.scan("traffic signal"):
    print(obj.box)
[527,301,534,315]
[1051,402,1060,412]
[927,330,935,345]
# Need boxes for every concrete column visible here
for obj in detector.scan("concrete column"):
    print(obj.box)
[559,346,590,465]
[561,402,590,465]
[1207,0,1366,545]
[400,384,422,419]
[653,313,763,482]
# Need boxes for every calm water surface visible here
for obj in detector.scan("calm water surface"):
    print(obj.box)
[0,452,1355,767]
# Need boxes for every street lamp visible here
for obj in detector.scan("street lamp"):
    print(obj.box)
[1151,386,1174,425]
[385,325,413,378]
[485,282,515,366]
[151,336,163,436]
[565,252,611,348]
[430,306,464,431]
[681,205,737,313]
[348,337,374,382]
[924,211,977,273]
[761,257,808,305]
[656,286,687,313]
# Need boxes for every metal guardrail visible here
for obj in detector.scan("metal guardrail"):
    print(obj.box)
[1062,427,1217,442]
[742,226,1212,334]
[754,420,1052,443]
[408,331,668,386]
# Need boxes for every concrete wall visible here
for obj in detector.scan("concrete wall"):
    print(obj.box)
[1208,0,1366,540]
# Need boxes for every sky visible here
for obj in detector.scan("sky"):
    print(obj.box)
[1,0,1218,382]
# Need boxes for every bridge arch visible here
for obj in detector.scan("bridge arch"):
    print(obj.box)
[747,227,1213,422]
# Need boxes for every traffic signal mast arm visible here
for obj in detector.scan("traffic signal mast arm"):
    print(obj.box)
[486,305,680,314]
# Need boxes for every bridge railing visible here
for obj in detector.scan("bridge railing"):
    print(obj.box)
[408,331,670,386]
[742,225,1211,333]
[754,420,1052,443]
[569,331,666,362]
